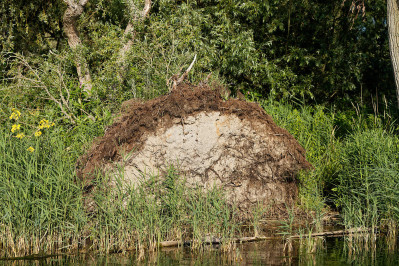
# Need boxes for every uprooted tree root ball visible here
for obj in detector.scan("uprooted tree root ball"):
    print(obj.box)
[77,83,313,218]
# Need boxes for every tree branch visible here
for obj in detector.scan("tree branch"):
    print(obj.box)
[159,227,373,248]
[142,0,151,17]
[168,54,197,91]
[9,54,77,124]
[117,0,152,82]
[79,0,89,6]
[176,54,197,85]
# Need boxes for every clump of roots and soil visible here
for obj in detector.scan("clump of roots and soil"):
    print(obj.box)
[77,83,312,218]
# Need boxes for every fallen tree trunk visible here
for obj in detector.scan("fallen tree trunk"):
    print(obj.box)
[289,227,373,239]
[159,227,373,248]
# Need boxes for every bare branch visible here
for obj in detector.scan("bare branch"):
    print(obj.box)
[176,54,197,85]
[62,0,89,6]
[7,53,77,124]
[62,0,73,5]
[168,54,197,92]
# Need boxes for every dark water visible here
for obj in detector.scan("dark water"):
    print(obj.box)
[1,237,399,265]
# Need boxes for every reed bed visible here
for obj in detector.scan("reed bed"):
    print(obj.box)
[0,128,240,257]
[2,100,399,257]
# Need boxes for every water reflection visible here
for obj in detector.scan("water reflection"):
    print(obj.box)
[1,236,399,265]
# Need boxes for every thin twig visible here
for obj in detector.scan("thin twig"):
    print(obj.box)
[289,227,373,239]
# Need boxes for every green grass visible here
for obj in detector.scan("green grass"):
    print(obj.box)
[261,100,336,213]
[335,129,399,230]
[90,165,240,253]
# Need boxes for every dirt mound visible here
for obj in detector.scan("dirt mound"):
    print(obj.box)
[77,83,312,218]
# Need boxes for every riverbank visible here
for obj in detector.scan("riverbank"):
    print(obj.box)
[1,99,399,258]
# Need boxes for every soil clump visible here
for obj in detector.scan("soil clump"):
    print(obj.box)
[77,83,313,218]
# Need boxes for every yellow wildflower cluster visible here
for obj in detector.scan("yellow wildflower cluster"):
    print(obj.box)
[9,108,21,120]
[8,108,56,153]
[11,124,21,133]
[16,133,25,139]
[38,119,55,129]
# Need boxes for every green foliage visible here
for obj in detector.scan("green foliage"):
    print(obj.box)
[2,0,394,108]
[1,0,399,256]
[262,98,399,232]
[0,0,64,53]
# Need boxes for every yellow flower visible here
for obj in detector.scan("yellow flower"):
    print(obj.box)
[27,146,35,153]
[39,119,48,129]
[38,119,54,129]
[9,108,21,120]
[34,131,42,137]
[11,124,21,133]
[15,133,25,139]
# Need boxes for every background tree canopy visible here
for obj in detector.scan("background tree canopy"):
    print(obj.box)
[0,0,395,115]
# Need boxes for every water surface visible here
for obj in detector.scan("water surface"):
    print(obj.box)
[1,236,398,265]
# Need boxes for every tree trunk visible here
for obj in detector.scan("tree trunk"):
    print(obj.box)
[117,0,151,82]
[388,0,399,107]
[118,22,136,69]
[63,0,92,96]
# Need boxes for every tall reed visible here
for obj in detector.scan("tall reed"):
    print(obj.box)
[0,127,86,257]
[334,128,399,231]
[90,164,240,254]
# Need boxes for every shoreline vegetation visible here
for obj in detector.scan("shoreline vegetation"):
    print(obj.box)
[1,99,399,258]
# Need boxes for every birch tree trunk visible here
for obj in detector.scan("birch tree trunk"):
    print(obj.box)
[388,0,399,107]
[63,0,92,95]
